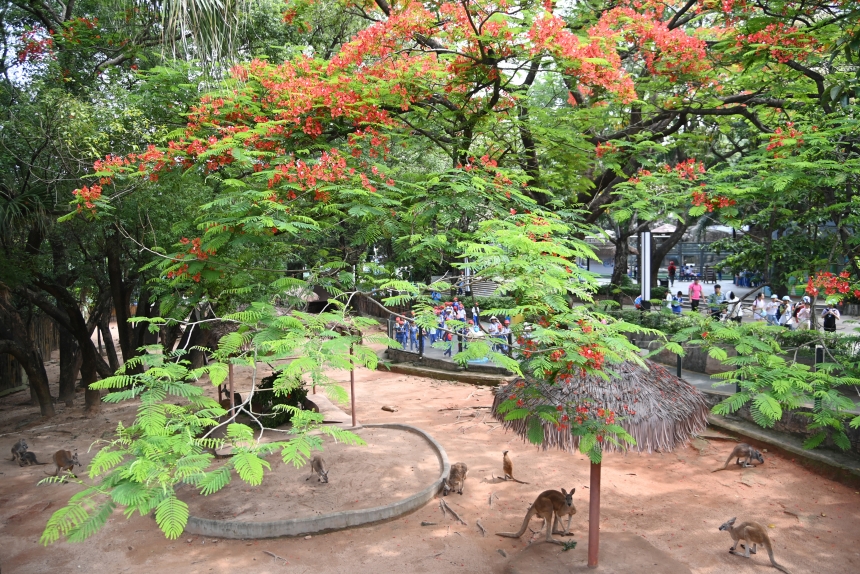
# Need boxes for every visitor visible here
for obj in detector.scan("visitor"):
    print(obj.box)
[725,291,743,324]
[688,278,703,312]
[671,291,683,314]
[796,301,810,330]
[667,260,677,287]
[751,293,767,322]
[471,303,481,326]
[778,296,792,327]
[634,294,643,310]
[665,289,673,310]
[766,294,779,325]
[822,306,840,332]
[443,329,453,357]
[408,314,419,350]
[456,303,467,323]
[500,319,512,353]
[707,284,725,319]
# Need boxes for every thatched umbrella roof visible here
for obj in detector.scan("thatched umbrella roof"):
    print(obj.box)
[491,359,707,568]
[492,360,708,454]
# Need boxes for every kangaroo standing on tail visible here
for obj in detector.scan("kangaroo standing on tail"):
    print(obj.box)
[502,451,529,484]
[719,517,792,573]
[712,443,764,472]
[496,488,576,545]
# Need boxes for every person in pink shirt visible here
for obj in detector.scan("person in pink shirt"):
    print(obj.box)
[688,278,703,312]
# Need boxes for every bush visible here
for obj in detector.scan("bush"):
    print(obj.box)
[257,371,309,428]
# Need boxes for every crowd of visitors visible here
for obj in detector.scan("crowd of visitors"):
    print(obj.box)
[391,299,513,356]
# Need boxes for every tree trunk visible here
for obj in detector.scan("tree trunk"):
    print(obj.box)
[58,325,81,407]
[0,341,54,417]
[650,219,692,286]
[610,230,631,290]
[107,237,135,362]
[99,312,120,372]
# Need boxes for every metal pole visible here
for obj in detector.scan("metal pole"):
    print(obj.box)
[350,344,356,427]
[640,232,652,302]
[676,353,682,379]
[814,346,824,411]
[587,462,601,568]
[228,362,235,414]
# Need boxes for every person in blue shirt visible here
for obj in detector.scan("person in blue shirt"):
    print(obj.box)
[672,291,683,314]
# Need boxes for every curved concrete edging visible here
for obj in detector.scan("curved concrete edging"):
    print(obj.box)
[184,423,450,539]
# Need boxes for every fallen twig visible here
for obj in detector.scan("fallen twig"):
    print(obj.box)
[440,498,467,525]
[263,550,288,563]
[421,521,437,526]
[476,519,486,537]
[439,499,448,517]
[488,492,498,508]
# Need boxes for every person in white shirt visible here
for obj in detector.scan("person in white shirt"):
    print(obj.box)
[751,293,767,321]
[795,302,810,330]
[765,294,780,325]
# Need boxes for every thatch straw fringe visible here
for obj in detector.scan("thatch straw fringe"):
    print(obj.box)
[492,360,708,454]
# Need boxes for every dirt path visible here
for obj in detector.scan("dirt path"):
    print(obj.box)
[1,346,858,573]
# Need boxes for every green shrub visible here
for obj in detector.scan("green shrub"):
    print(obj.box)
[257,371,309,428]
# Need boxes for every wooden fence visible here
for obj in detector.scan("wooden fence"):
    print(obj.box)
[0,315,60,394]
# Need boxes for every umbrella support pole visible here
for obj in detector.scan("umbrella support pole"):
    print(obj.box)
[587,461,601,568]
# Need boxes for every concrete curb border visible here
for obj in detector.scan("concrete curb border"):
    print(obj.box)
[184,423,450,539]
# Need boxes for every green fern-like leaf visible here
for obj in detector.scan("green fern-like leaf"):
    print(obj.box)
[196,465,232,496]
[233,451,269,486]
[154,495,189,540]
[67,501,117,543]
[802,432,827,450]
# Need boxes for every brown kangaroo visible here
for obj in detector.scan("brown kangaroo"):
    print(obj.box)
[443,462,468,496]
[719,517,792,573]
[712,443,764,472]
[47,450,81,477]
[496,488,576,545]
[502,451,529,484]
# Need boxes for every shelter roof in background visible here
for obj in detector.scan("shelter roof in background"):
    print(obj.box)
[492,360,708,454]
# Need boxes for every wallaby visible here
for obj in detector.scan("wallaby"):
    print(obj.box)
[502,450,529,484]
[550,488,577,536]
[443,462,468,496]
[719,517,792,574]
[496,489,575,545]
[19,451,48,467]
[9,439,27,463]
[306,453,328,483]
[47,450,81,477]
[712,443,764,472]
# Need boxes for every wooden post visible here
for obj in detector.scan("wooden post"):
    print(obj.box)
[350,344,356,427]
[228,363,235,415]
[587,461,601,568]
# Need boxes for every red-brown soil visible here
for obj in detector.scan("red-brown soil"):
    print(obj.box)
[1,338,858,573]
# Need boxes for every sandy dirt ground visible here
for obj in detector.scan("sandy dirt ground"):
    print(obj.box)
[180,427,439,522]
[1,335,859,573]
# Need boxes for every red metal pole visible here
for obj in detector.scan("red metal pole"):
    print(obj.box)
[350,344,356,427]
[587,461,601,568]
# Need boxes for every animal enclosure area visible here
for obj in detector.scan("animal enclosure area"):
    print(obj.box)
[178,427,440,523]
[0,353,859,573]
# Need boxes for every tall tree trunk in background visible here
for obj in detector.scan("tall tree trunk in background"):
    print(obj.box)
[0,298,54,417]
[58,325,81,407]
[650,219,692,286]
[107,237,135,362]
[99,312,120,372]
[610,226,631,291]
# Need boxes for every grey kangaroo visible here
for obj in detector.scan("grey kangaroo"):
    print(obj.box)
[9,439,27,464]
[713,443,764,472]
[306,454,328,483]
[443,462,468,496]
